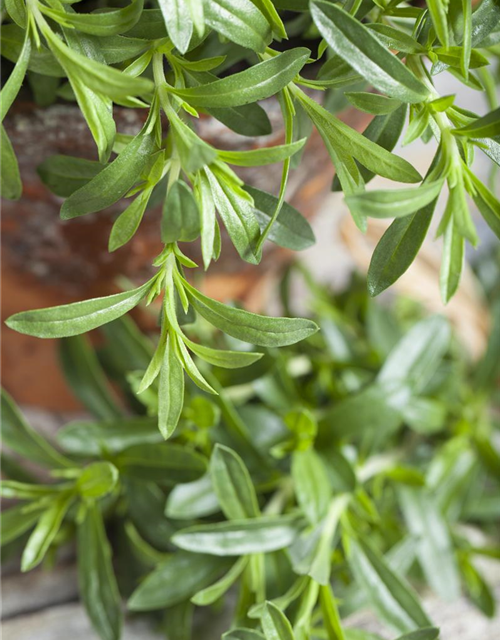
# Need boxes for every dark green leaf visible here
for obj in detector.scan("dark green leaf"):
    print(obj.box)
[60,335,122,420]
[115,443,207,484]
[1,389,72,468]
[245,186,316,251]
[78,503,123,640]
[37,155,106,198]
[60,126,156,219]
[128,552,229,610]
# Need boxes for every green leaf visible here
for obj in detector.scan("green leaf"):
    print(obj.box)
[345,92,401,116]
[125,480,175,549]
[297,92,421,184]
[0,481,66,500]
[454,106,500,139]
[1,389,72,468]
[191,556,248,605]
[60,335,122,420]
[60,126,156,219]
[78,503,122,640]
[161,180,200,243]
[368,24,426,54]
[169,109,217,173]
[109,188,152,251]
[0,27,30,122]
[378,315,450,394]
[6,281,151,338]
[172,48,310,108]
[183,278,319,347]
[440,220,464,304]
[43,25,154,100]
[42,0,143,37]
[1,125,22,200]
[184,336,263,368]
[367,198,436,296]
[224,630,265,640]
[292,448,332,525]
[1,504,45,546]
[37,155,107,198]
[427,0,450,47]
[311,1,429,103]
[319,584,346,640]
[348,538,433,633]
[398,488,460,602]
[172,515,301,556]
[77,462,119,499]
[333,105,408,190]
[261,602,295,640]
[158,334,185,440]
[203,0,272,53]
[210,444,260,519]
[245,186,316,251]
[57,417,160,456]
[21,492,74,571]
[394,629,440,640]
[115,442,206,484]
[346,181,442,220]
[470,0,500,47]
[128,552,229,610]
[205,166,261,264]
[158,0,192,53]
[165,473,220,519]
[218,139,306,167]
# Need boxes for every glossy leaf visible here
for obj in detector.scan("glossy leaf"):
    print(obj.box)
[203,0,271,53]
[21,492,74,571]
[165,473,220,520]
[348,538,433,633]
[172,515,301,556]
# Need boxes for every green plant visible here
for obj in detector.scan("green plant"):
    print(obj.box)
[2,266,500,639]
[3,1,500,441]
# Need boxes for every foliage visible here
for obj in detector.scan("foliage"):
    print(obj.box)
[2,264,500,640]
[3,0,500,443]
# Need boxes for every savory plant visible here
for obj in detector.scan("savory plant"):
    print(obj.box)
[2,268,500,640]
[3,0,500,439]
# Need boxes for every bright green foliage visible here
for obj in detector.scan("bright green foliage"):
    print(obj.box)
[3,261,500,639]
[2,1,500,638]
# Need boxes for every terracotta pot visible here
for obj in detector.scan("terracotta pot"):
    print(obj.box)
[2,99,368,410]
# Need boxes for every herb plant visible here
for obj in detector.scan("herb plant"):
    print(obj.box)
[2,1,500,638]
[3,0,500,441]
[2,268,500,640]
